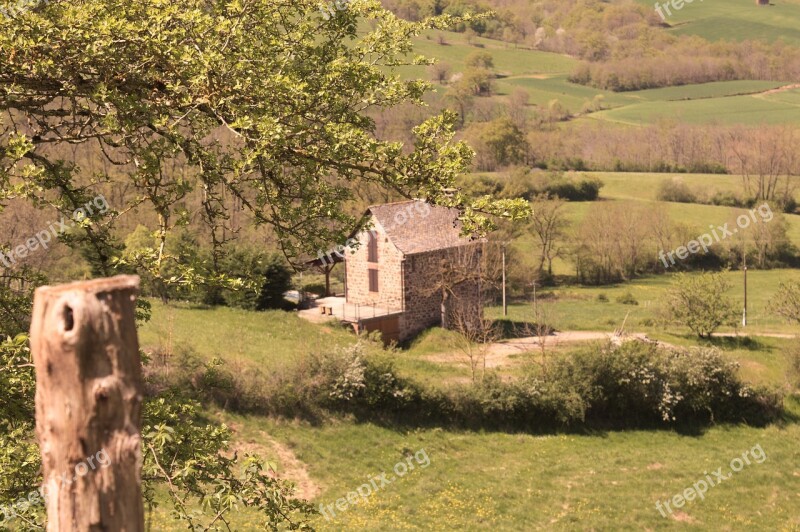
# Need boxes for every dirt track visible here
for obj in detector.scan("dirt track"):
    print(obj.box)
[426,330,796,370]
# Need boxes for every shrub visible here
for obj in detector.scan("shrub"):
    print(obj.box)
[769,281,800,324]
[536,342,782,426]
[302,282,327,297]
[214,248,270,310]
[657,178,696,203]
[663,347,772,422]
[596,293,609,302]
[616,292,639,305]
[709,190,746,208]
[785,343,800,388]
[173,340,782,431]
[666,272,739,338]
[257,253,294,310]
[546,177,602,201]
[194,248,295,310]
[781,196,797,214]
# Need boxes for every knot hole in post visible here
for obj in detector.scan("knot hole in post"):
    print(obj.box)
[63,304,75,332]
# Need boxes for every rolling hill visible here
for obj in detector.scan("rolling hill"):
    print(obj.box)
[634,0,800,44]
[405,18,800,125]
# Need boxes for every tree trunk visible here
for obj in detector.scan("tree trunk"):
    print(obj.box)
[29,275,145,532]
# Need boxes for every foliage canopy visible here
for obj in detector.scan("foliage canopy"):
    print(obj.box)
[0,0,528,528]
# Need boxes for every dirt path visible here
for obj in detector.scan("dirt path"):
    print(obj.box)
[262,433,321,500]
[426,331,617,369]
[425,330,796,370]
[227,425,321,500]
[489,331,612,356]
[759,83,800,96]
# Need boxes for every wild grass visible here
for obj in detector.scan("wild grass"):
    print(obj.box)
[592,93,800,125]
[137,301,371,371]
[488,269,800,335]
[635,0,800,45]
[137,294,800,530]
[202,398,800,531]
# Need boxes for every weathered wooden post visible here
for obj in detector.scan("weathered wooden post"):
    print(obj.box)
[29,276,145,531]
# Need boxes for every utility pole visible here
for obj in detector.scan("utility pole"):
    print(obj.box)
[743,250,748,327]
[502,243,507,317]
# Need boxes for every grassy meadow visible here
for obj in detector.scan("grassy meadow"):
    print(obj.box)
[480,169,800,278]
[633,0,800,45]
[404,24,800,125]
[589,92,800,126]
[229,407,800,531]
[140,10,800,530]
[138,299,800,530]
[486,269,800,335]
[137,303,378,371]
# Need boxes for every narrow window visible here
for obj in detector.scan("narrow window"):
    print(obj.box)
[368,232,378,263]
[369,269,379,292]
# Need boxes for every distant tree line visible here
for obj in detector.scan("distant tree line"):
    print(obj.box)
[528,123,800,205]
[569,37,800,91]
[471,171,796,288]
[384,0,800,90]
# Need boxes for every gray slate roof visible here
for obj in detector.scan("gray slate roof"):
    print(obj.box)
[367,200,474,255]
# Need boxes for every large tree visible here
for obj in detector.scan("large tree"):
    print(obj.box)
[0,0,528,284]
[0,0,529,528]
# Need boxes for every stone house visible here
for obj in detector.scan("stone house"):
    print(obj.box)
[340,200,484,343]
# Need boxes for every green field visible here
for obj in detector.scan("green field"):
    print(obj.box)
[589,171,800,242]
[633,0,800,45]
[499,74,634,109]
[625,80,788,102]
[407,26,800,125]
[592,171,800,239]
[139,302,800,530]
[411,30,577,76]
[488,269,800,335]
[475,170,800,278]
[137,305,375,371]
[590,91,800,125]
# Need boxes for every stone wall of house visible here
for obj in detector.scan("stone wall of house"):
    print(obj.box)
[345,220,404,312]
[345,219,484,341]
[399,244,483,340]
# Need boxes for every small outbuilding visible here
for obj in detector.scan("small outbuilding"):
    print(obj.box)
[312,200,484,343]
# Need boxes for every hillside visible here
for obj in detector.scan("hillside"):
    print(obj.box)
[137,303,800,531]
[3,2,800,530]
[408,30,800,125]
[634,0,800,44]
